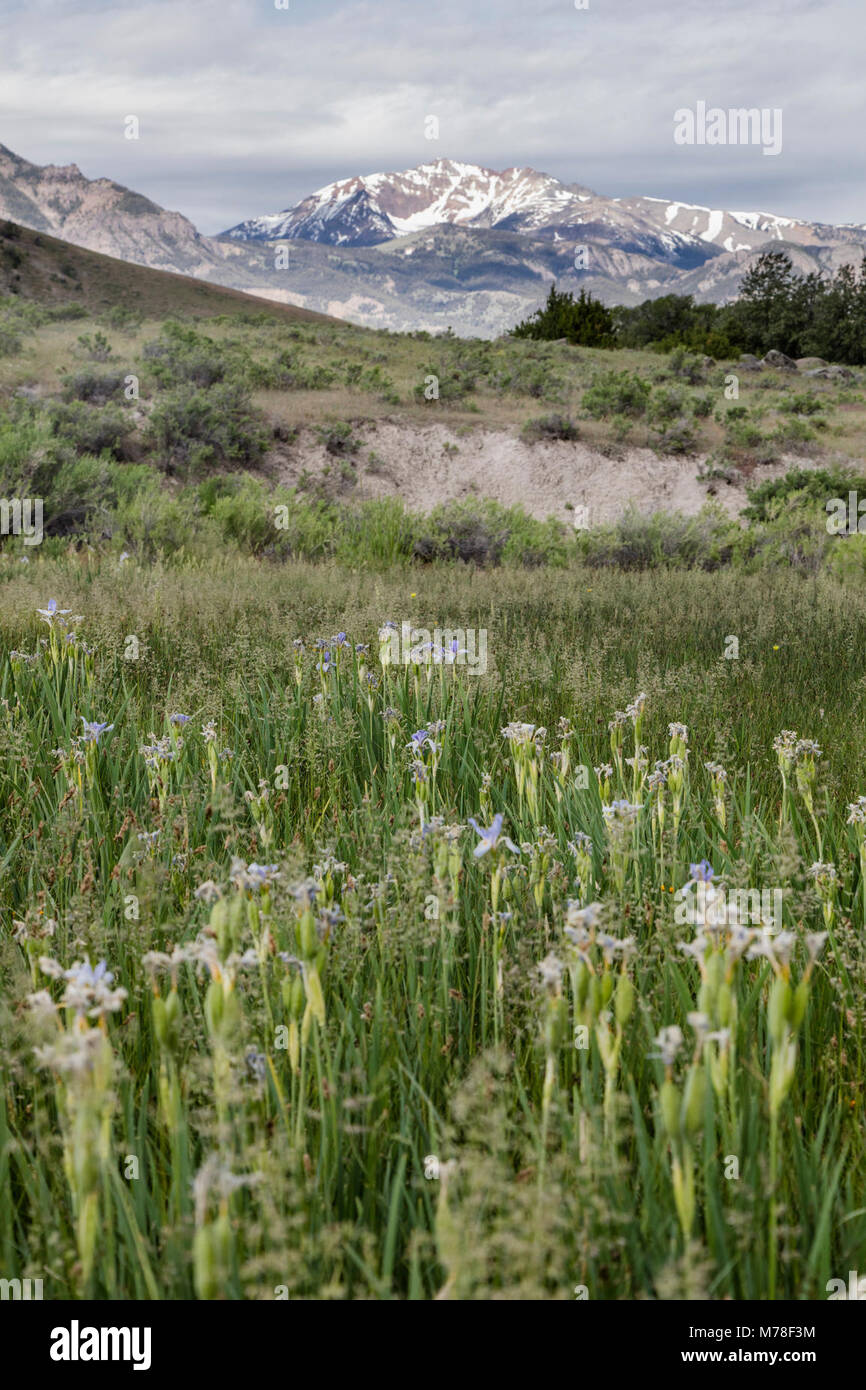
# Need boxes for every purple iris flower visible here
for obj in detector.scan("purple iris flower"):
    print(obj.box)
[81,717,114,744]
[443,638,466,664]
[65,957,113,987]
[37,599,73,622]
[689,860,715,882]
[246,863,280,891]
[467,813,520,859]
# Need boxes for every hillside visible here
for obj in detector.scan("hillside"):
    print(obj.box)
[0,218,335,324]
[2,214,866,555]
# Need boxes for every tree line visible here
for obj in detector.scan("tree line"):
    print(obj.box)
[510,251,866,364]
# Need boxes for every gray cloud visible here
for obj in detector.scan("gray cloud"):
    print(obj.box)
[2,0,863,233]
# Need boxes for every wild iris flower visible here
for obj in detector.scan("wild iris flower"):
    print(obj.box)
[689,860,715,882]
[65,958,114,988]
[467,813,520,859]
[245,863,280,891]
[439,637,467,665]
[37,600,73,624]
[649,1024,683,1067]
[80,718,114,744]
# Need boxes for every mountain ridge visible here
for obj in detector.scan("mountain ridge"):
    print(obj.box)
[220,155,863,264]
[3,144,866,336]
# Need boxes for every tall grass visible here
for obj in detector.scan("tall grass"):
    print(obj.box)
[0,554,864,1299]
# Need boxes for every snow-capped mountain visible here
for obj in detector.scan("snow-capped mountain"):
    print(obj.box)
[222,159,599,245]
[618,195,846,256]
[3,142,866,337]
[220,157,856,263]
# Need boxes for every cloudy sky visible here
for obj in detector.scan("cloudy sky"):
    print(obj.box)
[2,0,864,233]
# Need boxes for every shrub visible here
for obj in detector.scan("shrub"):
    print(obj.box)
[100,305,144,331]
[142,323,227,388]
[46,302,88,321]
[522,413,579,442]
[316,422,360,457]
[582,370,651,419]
[335,498,418,567]
[212,475,279,552]
[113,480,208,556]
[742,467,866,523]
[667,347,706,384]
[732,501,831,573]
[414,498,570,567]
[254,351,339,391]
[62,370,128,405]
[0,325,21,357]
[778,393,826,417]
[648,386,690,425]
[146,382,267,471]
[652,418,698,455]
[47,401,134,460]
[36,454,117,535]
[579,504,736,570]
[770,417,819,450]
[724,415,765,450]
[414,363,477,404]
[828,532,866,585]
[488,360,563,401]
[77,331,112,362]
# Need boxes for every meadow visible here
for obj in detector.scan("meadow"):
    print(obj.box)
[2,228,866,1302]
[1,553,865,1300]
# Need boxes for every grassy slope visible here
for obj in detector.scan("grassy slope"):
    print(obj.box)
[0,219,336,325]
[1,217,866,469]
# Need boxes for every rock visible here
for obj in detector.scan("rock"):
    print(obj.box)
[796,357,828,370]
[13,385,39,399]
[738,353,762,371]
[761,349,798,371]
[803,365,855,381]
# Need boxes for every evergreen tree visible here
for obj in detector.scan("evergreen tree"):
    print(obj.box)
[511,285,616,347]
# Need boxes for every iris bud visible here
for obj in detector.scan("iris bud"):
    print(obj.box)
[614,974,635,1026]
[790,979,809,1029]
[768,977,791,1047]
[681,1064,706,1135]
[660,1078,680,1140]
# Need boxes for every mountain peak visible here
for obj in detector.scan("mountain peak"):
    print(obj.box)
[221,158,597,246]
